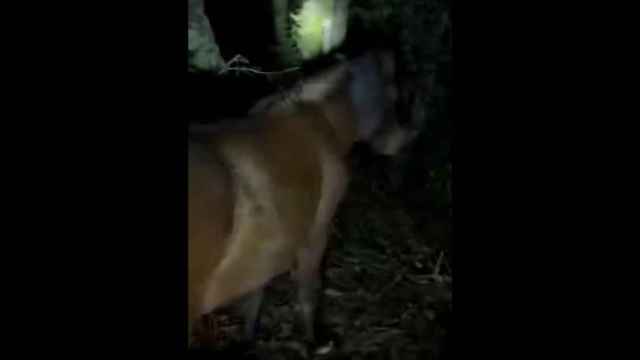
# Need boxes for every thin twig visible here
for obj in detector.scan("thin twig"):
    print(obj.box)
[219,66,300,76]
[216,53,300,76]
[374,269,407,301]
[433,251,444,276]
